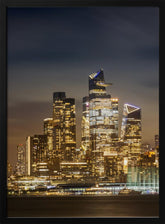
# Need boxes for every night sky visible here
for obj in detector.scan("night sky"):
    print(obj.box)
[7,7,159,166]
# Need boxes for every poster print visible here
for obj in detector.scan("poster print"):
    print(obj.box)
[5,4,159,219]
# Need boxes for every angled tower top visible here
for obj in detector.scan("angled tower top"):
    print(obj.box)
[89,69,104,80]
[125,103,140,114]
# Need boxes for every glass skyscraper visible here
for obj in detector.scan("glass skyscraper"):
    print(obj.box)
[15,144,26,176]
[81,96,90,153]
[53,92,76,162]
[43,118,53,161]
[111,98,119,143]
[25,135,48,176]
[88,69,118,177]
[121,103,142,161]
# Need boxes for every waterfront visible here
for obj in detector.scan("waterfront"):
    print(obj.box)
[8,195,159,217]
[8,166,159,196]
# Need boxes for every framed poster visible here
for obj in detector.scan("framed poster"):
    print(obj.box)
[0,0,164,223]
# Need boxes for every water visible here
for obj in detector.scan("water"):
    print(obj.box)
[8,195,159,217]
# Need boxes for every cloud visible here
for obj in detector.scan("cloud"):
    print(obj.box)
[8,7,159,66]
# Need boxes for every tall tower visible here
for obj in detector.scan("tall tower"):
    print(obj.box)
[64,98,76,161]
[53,92,66,160]
[25,136,32,176]
[111,98,119,143]
[15,144,26,176]
[25,135,48,176]
[81,96,90,153]
[121,103,142,160]
[44,118,53,160]
[89,69,114,177]
[53,92,76,162]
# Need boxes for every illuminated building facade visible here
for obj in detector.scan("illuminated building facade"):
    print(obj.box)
[26,135,48,176]
[15,144,26,176]
[64,98,76,161]
[111,98,119,142]
[104,151,125,182]
[44,118,53,160]
[120,103,142,160]
[53,92,76,162]
[36,162,49,176]
[138,151,156,167]
[89,69,117,177]
[53,92,66,159]
[60,162,89,179]
[81,96,90,153]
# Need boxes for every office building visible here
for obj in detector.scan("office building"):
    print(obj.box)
[81,96,90,154]
[53,92,76,162]
[138,151,156,167]
[26,135,48,176]
[36,162,49,177]
[104,150,125,182]
[60,161,89,179]
[15,144,26,176]
[111,98,119,142]
[44,118,53,160]
[89,69,116,177]
[120,103,142,161]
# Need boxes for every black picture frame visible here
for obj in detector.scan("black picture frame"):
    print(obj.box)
[0,0,164,223]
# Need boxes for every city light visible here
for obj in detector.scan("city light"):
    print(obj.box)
[7,69,159,197]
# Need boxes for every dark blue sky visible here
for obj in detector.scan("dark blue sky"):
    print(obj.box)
[7,7,159,165]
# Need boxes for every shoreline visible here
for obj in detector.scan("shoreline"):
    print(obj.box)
[8,194,159,199]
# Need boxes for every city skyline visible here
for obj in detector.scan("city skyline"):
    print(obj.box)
[8,70,159,197]
[8,7,159,166]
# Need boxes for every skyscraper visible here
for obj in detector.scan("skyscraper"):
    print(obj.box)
[121,103,142,161]
[89,69,115,177]
[111,98,119,143]
[25,135,48,176]
[81,96,90,153]
[44,118,53,160]
[15,144,26,176]
[26,136,31,176]
[53,92,76,162]
[64,98,76,161]
[53,92,66,161]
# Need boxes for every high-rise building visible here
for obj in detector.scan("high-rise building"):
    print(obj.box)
[53,92,76,162]
[26,135,48,176]
[104,151,125,182]
[53,92,66,160]
[26,136,31,176]
[89,69,116,177]
[64,98,76,161]
[120,103,142,160]
[15,144,26,176]
[81,96,90,154]
[111,98,119,142]
[44,118,53,160]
